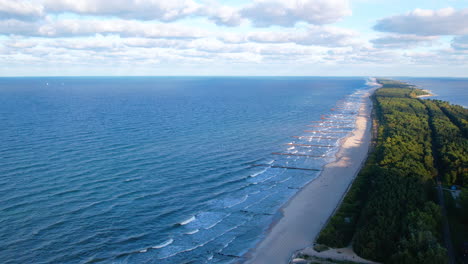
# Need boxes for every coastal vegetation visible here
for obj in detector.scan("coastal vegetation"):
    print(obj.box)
[317,79,468,263]
[424,100,468,185]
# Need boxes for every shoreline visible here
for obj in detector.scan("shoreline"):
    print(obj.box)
[242,87,376,264]
[416,89,435,98]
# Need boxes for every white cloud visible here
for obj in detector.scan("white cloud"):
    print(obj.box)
[452,35,468,50]
[374,7,468,36]
[0,0,43,21]
[0,0,351,29]
[0,19,38,35]
[2,1,466,76]
[219,33,248,44]
[44,0,201,21]
[48,37,124,51]
[198,1,243,26]
[371,35,439,49]
[0,18,206,38]
[241,0,351,27]
[123,38,191,49]
[219,26,359,47]
[249,26,357,47]
[404,48,468,65]
[40,19,206,38]
[338,47,401,64]
[3,38,38,48]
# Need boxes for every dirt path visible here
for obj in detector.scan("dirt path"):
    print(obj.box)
[437,181,456,264]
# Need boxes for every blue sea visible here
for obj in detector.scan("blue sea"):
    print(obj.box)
[399,77,468,107]
[1,76,452,264]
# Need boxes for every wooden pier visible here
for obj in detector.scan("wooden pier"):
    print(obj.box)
[321,117,355,121]
[331,108,353,111]
[304,130,349,134]
[310,121,353,124]
[271,152,324,158]
[251,164,321,171]
[322,114,354,118]
[291,136,339,139]
[307,125,351,128]
[285,143,334,147]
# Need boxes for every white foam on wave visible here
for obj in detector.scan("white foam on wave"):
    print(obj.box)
[243,191,275,210]
[250,168,267,178]
[138,238,174,253]
[158,220,247,260]
[225,194,248,208]
[267,160,274,165]
[218,236,237,253]
[178,216,196,226]
[252,173,278,185]
[152,238,174,249]
[185,229,199,235]
[205,217,225,230]
[277,176,292,183]
[124,177,141,182]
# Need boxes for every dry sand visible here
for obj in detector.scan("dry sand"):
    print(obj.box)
[293,245,379,264]
[416,89,434,98]
[242,88,375,264]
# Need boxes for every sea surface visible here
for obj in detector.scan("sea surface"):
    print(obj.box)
[399,77,468,107]
[0,77,375,263]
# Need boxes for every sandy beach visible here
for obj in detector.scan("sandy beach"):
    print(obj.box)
[242,88,375,264]
[416,89,434,98]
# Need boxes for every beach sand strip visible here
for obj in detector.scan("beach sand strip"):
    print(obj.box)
[242,88,376,264]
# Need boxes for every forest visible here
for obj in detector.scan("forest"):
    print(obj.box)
[316,79,468,263]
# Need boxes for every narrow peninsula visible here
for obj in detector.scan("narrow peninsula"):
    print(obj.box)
[293,79,468,264]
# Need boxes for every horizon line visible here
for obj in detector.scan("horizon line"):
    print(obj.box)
[1,75,467,78]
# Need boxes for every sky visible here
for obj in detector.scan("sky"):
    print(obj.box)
[1,0,468,77]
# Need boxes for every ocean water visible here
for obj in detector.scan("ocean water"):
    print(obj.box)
[399,77,468,107]
[0,77,372,264]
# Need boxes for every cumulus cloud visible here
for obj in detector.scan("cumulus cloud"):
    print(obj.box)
[241,0,351,27]
[0,18,206,38]
[3,38,38,48]
[0,0,44,21]
[0,0,352,29]
[452,35,468,50]
[218,33,248,44]
[3,1,465,74]
[374,7,468,36]
[197,0,243,26]
[219,26,358,47]
[0,19,38,35]
[44,0,201,21]
[123,38,191,49]
[41,19,206,38]
[48,38,124,51]
[1,0,242,26]
[259,26,356,47]
[371,35,439,49]
[404,48,468,65]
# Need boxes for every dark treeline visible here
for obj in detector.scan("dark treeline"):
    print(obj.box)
[424,99,468,261]
[423,100,468,186]
[439,102,468,138]
[317,79,468,263]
